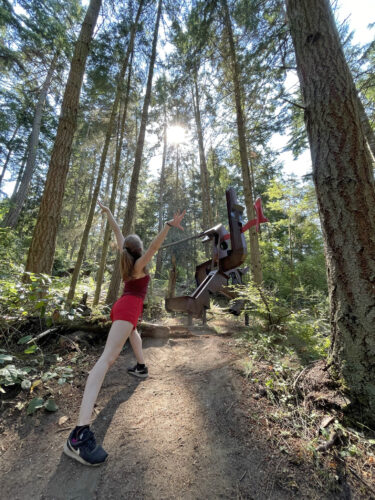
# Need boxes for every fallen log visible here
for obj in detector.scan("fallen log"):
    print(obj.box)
[139,322,194,338]
[57,316,111,334]
[24,317,198,343]
[139,322,171,338]
[59,319,191,338]
[56,318,197,339]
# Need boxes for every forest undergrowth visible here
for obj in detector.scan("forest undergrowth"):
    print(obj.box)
[1,266,375,497]
[229,308,375,497]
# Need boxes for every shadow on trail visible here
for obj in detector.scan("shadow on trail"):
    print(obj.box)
[101,336,293,499]
[169,337,344,500]
[43,379,142,500]
[0,336,348,499]
[174,362,287,499]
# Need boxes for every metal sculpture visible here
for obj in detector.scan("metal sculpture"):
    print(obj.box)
[165,187,249,324]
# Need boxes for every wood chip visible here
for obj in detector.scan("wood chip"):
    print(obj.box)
[320,415,335,429]
[58,416,69,426]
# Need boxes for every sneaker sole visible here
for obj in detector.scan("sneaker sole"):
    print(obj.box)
[63,442,107,466]
[127,371,148,379]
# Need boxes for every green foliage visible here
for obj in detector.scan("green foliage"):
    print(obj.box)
[25,397,58,415]
[0,264,97,406]
[285,99,308,159]
[0,0,84,204]
[233,280,330,364]
[44,398,58,412]
[1,271,59,319]
[261,177,327,301]
[0,363,31,388]
[0,227,25,276]
[0,339,79,405]
[26,397,44,415]
[233,281,290,329]
[0,353,13,363]
[2,251,100,313]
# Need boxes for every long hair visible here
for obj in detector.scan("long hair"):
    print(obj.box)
[120,234,147,281]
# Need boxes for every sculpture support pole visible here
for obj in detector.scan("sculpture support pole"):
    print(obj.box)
[160,231,205,250]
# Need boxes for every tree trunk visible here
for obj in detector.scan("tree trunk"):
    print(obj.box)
[95,153,114,259]
[192,70,213,232]
[176,144,180,192]
[116,148,131,219]
[25,0,102,274]
[222,0,263,285]
[356,95,375,162]
[288,216,294,307]
[105,0,163,306]
[167,254,177,298]
[154,102,168,279]
[86,152,98,213]
[68,146,88,227]
[67,1,143,304]
[0,125,20,190]
[286,0,375,423]
[67,124,92,227]
[93,48,134,306]
[11,150,27,198]
[0,156,10,191]
[208,147,220,220]
[2,52,58,228]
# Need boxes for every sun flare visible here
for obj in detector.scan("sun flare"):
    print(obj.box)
[167,125,186,145]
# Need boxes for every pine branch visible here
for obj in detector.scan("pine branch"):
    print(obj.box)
[280,97,306,110]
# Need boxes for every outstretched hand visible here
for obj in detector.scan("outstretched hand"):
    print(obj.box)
[97,200,109,213]
[167,209,186,231]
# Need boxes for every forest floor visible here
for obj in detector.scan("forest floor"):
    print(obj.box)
[0,316,373,499]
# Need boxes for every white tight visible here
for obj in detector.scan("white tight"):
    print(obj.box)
[77,321,144,426]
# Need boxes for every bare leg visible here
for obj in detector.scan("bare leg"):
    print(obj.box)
[77,320,133,426]
[129,328,145,364]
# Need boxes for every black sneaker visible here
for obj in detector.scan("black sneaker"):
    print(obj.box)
[127,363,148,378]
[64,427,108,466]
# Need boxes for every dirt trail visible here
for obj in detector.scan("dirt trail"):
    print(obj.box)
[0,333,328,499]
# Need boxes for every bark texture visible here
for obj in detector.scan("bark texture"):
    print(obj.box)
[106,0,162,306]
[222,0,262,285]
[286,0,375,422]
[25,0,102,274]
[2,53,58,228]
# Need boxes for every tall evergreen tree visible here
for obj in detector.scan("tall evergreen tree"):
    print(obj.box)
[24,0,102,274]
[154,76,169,279]
[221,0,262,284]
[93,48,135,305]
[192,67,213,231]
[2,52,58,228]
[286,0,375,423]
[106,0,163,305]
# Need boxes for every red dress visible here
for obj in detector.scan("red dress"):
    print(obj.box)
[110,274,150,328]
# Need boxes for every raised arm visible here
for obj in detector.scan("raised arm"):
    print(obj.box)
[98,200,124,250]
[134,210,186,273]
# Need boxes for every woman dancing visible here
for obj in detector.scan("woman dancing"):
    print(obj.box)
[64,202,186,465]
